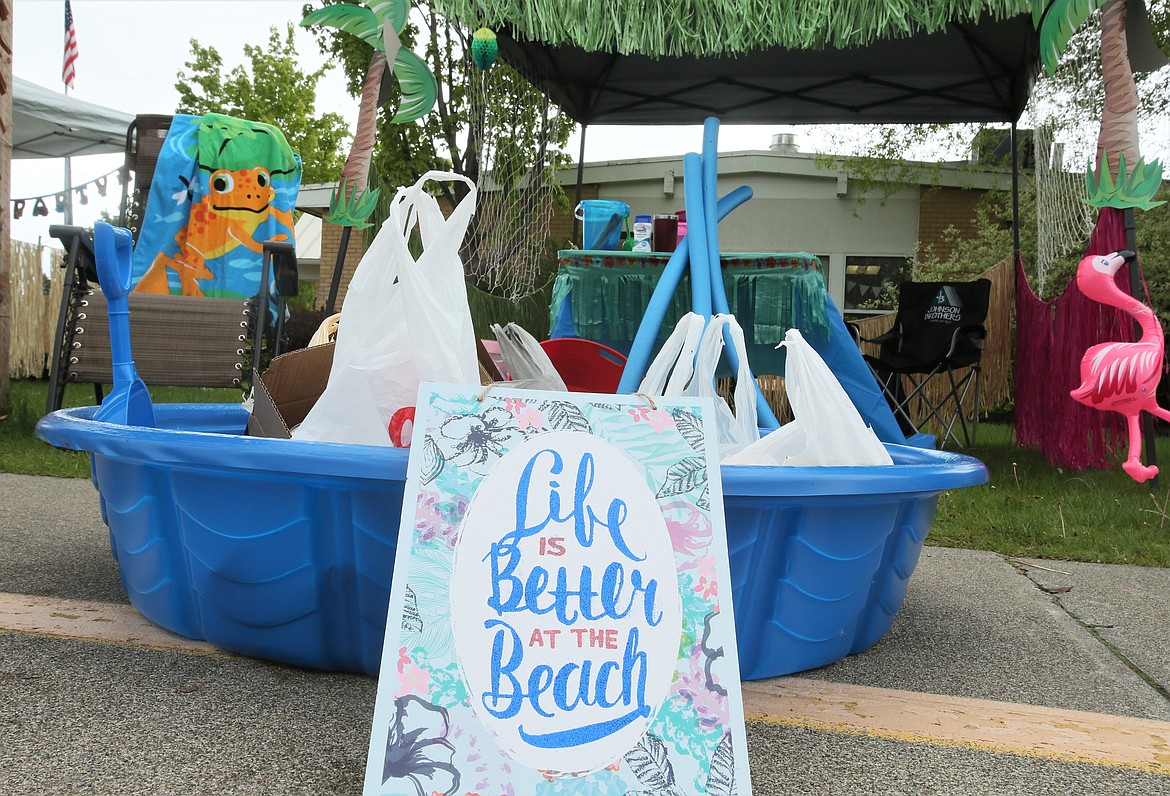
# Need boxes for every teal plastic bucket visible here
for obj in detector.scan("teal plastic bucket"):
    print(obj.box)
[575,199,628,250]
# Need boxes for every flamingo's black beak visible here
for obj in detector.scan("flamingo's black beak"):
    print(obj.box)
[1119,250,1137,262]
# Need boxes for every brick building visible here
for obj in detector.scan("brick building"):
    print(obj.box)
[297,138,1009,316]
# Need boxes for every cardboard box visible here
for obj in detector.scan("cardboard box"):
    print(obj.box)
[246,342,496,439]
[246,343,335,439]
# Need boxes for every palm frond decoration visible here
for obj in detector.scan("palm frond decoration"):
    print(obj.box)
[1085,151,1167,209]
[303,0,437,227]
[1032,0,1109,75]
[389,48,438,124]
[301,4,385,49]
[329,181,382,228]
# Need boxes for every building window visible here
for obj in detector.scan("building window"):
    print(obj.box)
[844,255,912,315]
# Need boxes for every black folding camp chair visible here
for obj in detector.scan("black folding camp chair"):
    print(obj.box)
[856,279,991,448]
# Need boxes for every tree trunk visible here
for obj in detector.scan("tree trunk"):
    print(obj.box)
[341,49,388,197]
[0,1,12,416]
[1096,0,1141,179]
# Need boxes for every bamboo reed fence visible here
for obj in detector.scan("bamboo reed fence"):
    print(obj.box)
[7,241,64,379]
[752,254,1015,432]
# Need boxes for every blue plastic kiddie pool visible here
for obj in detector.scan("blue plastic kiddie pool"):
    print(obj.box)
[37,402,987,680]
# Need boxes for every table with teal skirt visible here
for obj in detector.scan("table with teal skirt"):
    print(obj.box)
[549,249,830,375]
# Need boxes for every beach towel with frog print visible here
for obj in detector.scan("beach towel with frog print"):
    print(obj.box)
[130,113,301,301]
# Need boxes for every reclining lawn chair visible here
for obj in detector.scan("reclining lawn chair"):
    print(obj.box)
[855,279,991,448]
[44,112,302,415]
[45,227,299,415]
[117,114,174,241]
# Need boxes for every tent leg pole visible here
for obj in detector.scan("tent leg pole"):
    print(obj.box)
[64,157,74,226]
[571,124,587,247]
[1010,121,1020,260]
[324,226,352,316]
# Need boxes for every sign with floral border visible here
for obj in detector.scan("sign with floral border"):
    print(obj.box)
[364,383,751,796]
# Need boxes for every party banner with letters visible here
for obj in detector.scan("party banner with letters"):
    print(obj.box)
[365,384,751,796]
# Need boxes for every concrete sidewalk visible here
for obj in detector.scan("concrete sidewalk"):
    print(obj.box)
[1,472,1168,795]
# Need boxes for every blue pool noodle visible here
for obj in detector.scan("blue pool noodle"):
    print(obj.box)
[683,153,712,318]
[617,185,753,395]
[701,117,780,429]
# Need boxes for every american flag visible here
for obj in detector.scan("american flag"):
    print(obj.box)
[63,0,79,89]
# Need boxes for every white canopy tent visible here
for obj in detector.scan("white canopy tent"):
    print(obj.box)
[10,77,135,227]
[12,77,133,159]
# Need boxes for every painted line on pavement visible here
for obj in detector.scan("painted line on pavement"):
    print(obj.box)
[0,591,230,657]
[5,590,1169,774]
[742,678,1170,775]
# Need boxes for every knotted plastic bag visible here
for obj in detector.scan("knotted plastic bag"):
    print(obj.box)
[725,328,892,466]
[490,322,567,391]
[639,312,759,459]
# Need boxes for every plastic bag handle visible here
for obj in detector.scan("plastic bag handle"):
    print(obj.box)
[692,314,758,445]
[385,170,477,264]
[637,312,705,396]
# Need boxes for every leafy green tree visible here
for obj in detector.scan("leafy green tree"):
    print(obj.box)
[175,24,349,185]
[836,1,1169,306]
[303,0,575,291]
[918,182,1170,319]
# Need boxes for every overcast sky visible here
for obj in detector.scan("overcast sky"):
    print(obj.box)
[12,1,1166,246]
[10,0,818,244]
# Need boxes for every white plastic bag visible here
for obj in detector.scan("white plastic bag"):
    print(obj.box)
[686,315,759,459]
[293,171,481,446]
[638,312,706,397]
[725,328,893,466]
[639,313,759,459]
[490,323,567,391]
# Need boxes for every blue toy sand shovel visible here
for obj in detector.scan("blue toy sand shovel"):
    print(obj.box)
[92,221,156,427]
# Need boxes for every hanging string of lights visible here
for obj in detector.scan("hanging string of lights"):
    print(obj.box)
[10,167,124,219]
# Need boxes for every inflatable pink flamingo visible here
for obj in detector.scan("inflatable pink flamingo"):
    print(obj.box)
[1071,250,1170,482]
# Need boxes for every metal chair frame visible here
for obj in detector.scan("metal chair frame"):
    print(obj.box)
[854,279,990,448]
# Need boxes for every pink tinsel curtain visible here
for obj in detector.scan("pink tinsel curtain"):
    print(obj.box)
[1014,208,1138,469]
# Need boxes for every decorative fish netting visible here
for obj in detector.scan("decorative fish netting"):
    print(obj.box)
[1033,123,1095,297]
[462,56,569,301]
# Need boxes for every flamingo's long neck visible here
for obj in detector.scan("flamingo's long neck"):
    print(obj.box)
[1096,276,1163,343]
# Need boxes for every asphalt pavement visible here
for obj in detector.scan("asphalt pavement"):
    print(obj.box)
[1,471,1168,795]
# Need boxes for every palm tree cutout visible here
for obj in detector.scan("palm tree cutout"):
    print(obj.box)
[1034,0,1167,210]
[302,0,438,227]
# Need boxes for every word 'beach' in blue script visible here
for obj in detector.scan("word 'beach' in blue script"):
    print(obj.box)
[452,432,681,772]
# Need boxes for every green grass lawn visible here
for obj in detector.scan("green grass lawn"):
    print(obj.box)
[3,379,1168,566]
[930,422,1170,567]
[0,379,240,479]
